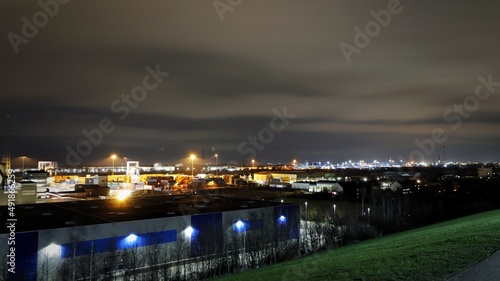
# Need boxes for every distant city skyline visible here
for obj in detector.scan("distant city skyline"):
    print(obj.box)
[2,1,500,166]
[7,153,496,172]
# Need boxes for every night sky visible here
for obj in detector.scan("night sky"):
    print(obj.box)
[2,0,500,168]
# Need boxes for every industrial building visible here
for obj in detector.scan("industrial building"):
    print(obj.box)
[0,194,299,280]
[252,172,297,186]
[291,180,344,194]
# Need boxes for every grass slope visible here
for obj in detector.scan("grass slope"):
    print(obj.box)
[216,209,500,281]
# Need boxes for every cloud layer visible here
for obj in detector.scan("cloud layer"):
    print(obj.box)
[2,0,500,166]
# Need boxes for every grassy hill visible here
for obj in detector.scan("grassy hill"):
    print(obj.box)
[216,209,500,281]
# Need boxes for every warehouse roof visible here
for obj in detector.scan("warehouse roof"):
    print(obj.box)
[1,192,291,233]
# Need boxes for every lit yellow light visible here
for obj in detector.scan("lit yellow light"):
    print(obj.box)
[116,190,131,201]
[190,154,195,160]
[111,154,117,160]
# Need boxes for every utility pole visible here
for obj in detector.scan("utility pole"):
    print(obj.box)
[202,148,205,168]
[443,145,446,164]
[1,115,12,171]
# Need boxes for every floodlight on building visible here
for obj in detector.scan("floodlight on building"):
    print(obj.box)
[234,220,246,232]
[278,215,286,224]
[185,226,194,238]
[45,243,61,256]
[125,234,137,244]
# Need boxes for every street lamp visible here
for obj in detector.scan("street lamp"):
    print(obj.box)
[305,201,308,254]
[215,154,218,176]
[251,159,255,168]
[293,159,296,167]
[234,220,246,266]
[190,154,195,177]
[333,204,336,217]
[305,201,308,220]
[111,155,117,175]
[21,156,26,171]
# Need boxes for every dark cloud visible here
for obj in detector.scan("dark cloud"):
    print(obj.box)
[2,0,500,166]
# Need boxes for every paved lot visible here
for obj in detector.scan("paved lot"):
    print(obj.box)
[446,250,500,281]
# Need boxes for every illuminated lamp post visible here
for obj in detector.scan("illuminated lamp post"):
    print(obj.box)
[190,154,196,177]
[234,220,246,265]
[305,201,308,254]
[111,155,117,175]
[215,154,218,176]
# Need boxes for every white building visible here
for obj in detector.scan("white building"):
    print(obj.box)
[379,181,403,191]
[478,167,493,178]
[291,180,343,194]
[314,180,343,193]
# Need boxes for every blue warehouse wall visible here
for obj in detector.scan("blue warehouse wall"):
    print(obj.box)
[190,212,222,257]
[9,231,38,281]
[274,205,300,240]
[61,229,177,258]
[23,204,300,279]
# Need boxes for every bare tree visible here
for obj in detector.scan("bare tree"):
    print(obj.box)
[56,259,73,281]
[36,251,58,281]
[171,231,190,281]
[196,221,223,279]
[157,243,173,281]
[121,244,144,281]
